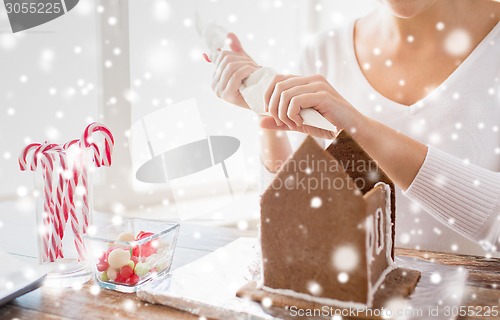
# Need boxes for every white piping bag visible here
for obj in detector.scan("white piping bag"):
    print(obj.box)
[196,16,337,132]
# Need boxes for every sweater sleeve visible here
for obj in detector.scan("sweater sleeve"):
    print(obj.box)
[403,146,500,252]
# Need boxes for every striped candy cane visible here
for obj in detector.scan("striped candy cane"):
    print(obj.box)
[79,123,114,233]
[81,123,114,167]
[62,140,86,261]
[19,123,115,264]
[20,143,65,262]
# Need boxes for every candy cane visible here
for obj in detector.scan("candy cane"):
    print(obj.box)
[53,150,69,258]
[19,123,114,264]
[20,143,64,262]
[41,154,58,261]
[78,123,114,233]
[62,140,86,261]
[41,143,66,261]
[19,143,49,260]
[18,143,42,171]
[81,123,114,167]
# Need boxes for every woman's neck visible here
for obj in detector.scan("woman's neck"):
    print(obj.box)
[366,0,499,53]
[353,0,499,106]
[377,1,459,43]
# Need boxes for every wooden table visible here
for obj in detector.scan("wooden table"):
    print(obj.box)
[1,224,499,320]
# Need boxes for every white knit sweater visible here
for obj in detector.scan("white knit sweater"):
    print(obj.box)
[292,21,500,256]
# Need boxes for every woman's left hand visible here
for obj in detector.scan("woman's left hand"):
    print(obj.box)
[260,74,363,139]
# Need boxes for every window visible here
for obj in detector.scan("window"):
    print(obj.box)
[375,208,384,254]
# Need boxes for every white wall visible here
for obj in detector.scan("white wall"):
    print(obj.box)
[0,0,378,203]
[0,0,98,197]
[127,0,377,198]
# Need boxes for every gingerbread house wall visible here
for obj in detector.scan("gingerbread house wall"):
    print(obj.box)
[326,130,396,259]
[260,136,372,305]
[363,183,394,305]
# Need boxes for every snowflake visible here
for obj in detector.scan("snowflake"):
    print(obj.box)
[383,298,411,320]
[228,14,238,23]
[123,299,136,312]
[237,220,248,231]
[45,126,61,140]
[332,245,359,272]
[108,16,117,26]
[444,29,471,56]
[153,0,170,21]
[310,196,322,208]
[399,232,411,245]
[72,281,83,291]
[16,186,28,197]
[307,281,323,296]
[261,297,273,308]
[90,284,101,296]
[337,272,349,283]
[436,22,445,31]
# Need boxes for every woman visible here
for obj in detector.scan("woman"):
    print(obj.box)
[211,0,500,256]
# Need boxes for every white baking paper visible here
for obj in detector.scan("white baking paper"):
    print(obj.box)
[138,237,467,320]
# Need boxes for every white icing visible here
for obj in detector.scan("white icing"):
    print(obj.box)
[261,285,369,310]
[365,182,397,307]
[375,208,384,255]
[200,22,227,62]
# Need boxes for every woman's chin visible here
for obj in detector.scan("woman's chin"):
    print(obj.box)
[379,0,438,19]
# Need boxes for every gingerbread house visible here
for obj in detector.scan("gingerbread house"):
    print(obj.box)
[259,130,396,308]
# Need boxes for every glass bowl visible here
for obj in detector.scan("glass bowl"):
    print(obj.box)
[84,219,180,293]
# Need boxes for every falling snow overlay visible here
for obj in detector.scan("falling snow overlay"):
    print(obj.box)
[1,0,500,318]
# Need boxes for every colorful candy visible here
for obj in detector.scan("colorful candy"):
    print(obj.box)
[95,230,171,287]
[107,249,131,269]
[117,232,135,242]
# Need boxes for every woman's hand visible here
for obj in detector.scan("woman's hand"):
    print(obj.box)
[211,33,260,109]
[260,74,364,139]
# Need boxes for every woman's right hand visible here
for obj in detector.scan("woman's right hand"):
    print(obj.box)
[211,33,260,109]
